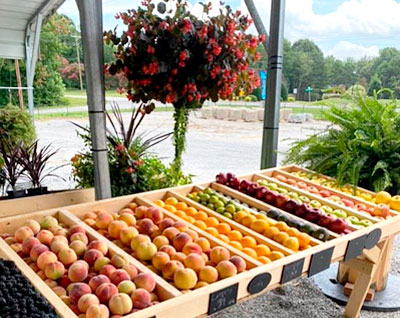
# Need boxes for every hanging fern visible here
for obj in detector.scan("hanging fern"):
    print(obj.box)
[172,105,190,174]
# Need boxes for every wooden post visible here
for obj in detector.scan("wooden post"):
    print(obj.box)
[14,59,24,108]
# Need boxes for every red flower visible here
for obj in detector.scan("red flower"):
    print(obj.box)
[126,167,134,174]
[179,51,188,61]
[212,45,222,56]
[147,46,155,55]
[115,144,125,152]
[179,61,186,68]
[160,21,168,30]
[135,160,144,166]
[254,52,261,61]
[259,34,266,42]
[172,68,178,75]
[182,19,192,34]
[235,50,243,59]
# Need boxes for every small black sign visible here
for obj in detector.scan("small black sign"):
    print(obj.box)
[344,234,367,261]
[281,258,304,284]
[308,247,334,277]
[364,228,382,250]
[208,284,238,315]
[247,273,271,294]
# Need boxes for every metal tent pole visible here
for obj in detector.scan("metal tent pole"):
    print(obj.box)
[76,0,112,200]
[260,0,286,169]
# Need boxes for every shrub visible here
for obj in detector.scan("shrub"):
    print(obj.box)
[284,91,400,194]
[342,84,366,99]
[281,83,288,101]
[287,96,295,102]
[251,87,262,100]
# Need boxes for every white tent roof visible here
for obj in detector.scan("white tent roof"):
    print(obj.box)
[0,0,65,59]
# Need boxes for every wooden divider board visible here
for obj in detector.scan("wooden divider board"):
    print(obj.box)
[0,179,399,318]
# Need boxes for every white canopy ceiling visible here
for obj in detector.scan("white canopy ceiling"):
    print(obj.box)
[0,0,65,60]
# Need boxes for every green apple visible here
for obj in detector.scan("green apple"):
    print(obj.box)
[299,195,310,203]
[214,200,224,208]
[266,183,279,191]
[223,212,233,219]
[333,209,348,219]
[309,200,322,208]
[209,195,219,204]
[288,192,299,199]
[216,207,225,214]
[277,187,288,194]
[321,205,333,214]
[359,219,373,227]
[346,216,360,224]
[225,204,236,213]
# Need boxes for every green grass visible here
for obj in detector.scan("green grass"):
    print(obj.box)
[66,88,123,98]
[289,107,326,120]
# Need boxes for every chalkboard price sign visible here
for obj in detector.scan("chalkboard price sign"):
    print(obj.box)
[247,273,272,294]
[208,284,238,315]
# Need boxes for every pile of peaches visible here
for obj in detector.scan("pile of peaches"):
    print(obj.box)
[1,215,161,317]
[82,203,248,292]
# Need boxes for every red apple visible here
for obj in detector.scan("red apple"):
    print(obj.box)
[216,173,228,185]
[318,214,335,228]
[256,187,268,200]
[330,218,347,234]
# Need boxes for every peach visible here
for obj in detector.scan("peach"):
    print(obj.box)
[40,216,58,229]
[144,207,163,224]
[120,207,135,214]
[134,273,156,292]
[162,227,180,241]
[138,218,155,235]
[174,268,198,290]
[70,232,89,245]
[69,303,80,315]
[30,244,49,261]
[134,206,148,219]
[15,226,34,243]
[162,260,184,280]
[29,262,40,272]
[84,212,97,220]
[173,221,188,232]
[48,225,62,235]
[159,245,176,258]
[95,283,118,304]
[159,218,174,231]
[152,251,170,270]
[108,220,128,239]
[37,270,46,280]
[150,292,159,302]
[87,240,108,255]
[184,253,205,272]
[10,242,22,253]
[182,243,203,255]
[45,261,65,280]
[89,274,110,291]
[172,252,187,263]
[24,220,41,234]
[58,248,78,266]
[69,224,86,236]
[69,282,92,304]
[51,240,69,254]
[70,240,87,257]
[210,246,230,264]
[4,237,17,245]
[86,304,109,318]
[118,280,136,294]
[130,234,151,251]
[60,295,71,305]
[216,260,237,279]
[36,230,54,245]
[37,251,57,270]
[118,213,136,226]
[22,237,40,255]
[136,242,157,261]
[120,227,139,246]
[111,254,127,268]
[53,286,67,297]
[185,229,199,241]
[131,288,151,309]
[84,249,103,266]
[94,256,111,271]
[122,264,138,280]
[194,237,210,252]
[45,279,58,288]
[153,235,169,249]
[52,235,69,245]
[68,262,89,282]
[95,211,114,230]
[84,218,96,227]
[173,232,192,251]
[59,274,72,288]
[55,228,69,238]
[229,256,246,273]
[195,281,209,289]
[99,264,116,278]
[199,266,219,283]
[77,293,99,313]
[150,228,161,240]
[109,293,133,315]
[110,269,131,285]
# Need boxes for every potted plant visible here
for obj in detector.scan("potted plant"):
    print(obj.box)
[0,141,26,198]
[18,141,62,196]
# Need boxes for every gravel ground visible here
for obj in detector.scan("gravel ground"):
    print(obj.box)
[33,110,400,318]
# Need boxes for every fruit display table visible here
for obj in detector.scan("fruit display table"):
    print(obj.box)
[0,167,399,318]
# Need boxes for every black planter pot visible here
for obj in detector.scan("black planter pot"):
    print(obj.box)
[7,189,27,199]
[27,187,48,196]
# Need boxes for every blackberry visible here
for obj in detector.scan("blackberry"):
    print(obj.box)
[0,259,59,317]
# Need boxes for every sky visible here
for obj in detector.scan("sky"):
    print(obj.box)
[58,0,400,60]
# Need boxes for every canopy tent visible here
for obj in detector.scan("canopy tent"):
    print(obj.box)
[0,0,285,200]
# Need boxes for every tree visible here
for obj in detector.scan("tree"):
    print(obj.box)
[368,74,382,96]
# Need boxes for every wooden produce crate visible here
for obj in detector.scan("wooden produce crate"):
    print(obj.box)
[0,188,95,218]
[1,180,400,318]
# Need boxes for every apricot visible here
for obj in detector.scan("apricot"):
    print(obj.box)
[162,260,184,280]
[110,269,131,285]
[118,213,136,226]
[24,220,41,235]
[174,268,198,290]
[35,231,54,246]
[229,256,246,273]
[131,288,151,309]
[159,245,176,258]
[89,274,110,291]
[107,220,127,239]
[68,261,89,282]
[118,280,136,294]
[159,218,174,231]
[134,206,148,219]
[194,237,210,252]
[58,248,78,266]
[70,240,87,257]
[153,235,169,249]
[134,273,156,292]
[120,227,139,246]
[210,246,230,264]
[78,294,99,313]
[45,261,65,280]
[69,282,92,304]
[70,232,89,245]
[152,251,170,270]
[109,293,133,315]
[40,216,58,229]
[171,252,186,263]
[173,232,192,251]
[84,249,103,266]
[86,304,109,318]
[111,254,127,268]
[199,265,219,283]
[95,282,118,304]
[122,263,138,280]
[216,260,237,279]
[99,264,116,278]
[95,211,113,230]
[37,251,57,270]
[182,243,202,255]
[195,281,209,289]
[22,237,40,255]
[136,242,157,261]
[184,253,205,273]
[130,234,151,251]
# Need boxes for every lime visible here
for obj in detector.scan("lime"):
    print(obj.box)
[204,187,214,195]
[220,197,228,205]
[234,205,241,212]
[186,194,194,200]
[223,212,233,219]
[193,196,201,202]
[216,207,225,214]
[225,204,236,213]
[214,201,224,208]
[209,195,219,204]
[201,194,210,202]
[207,203,215,210]
[201,201,208,206]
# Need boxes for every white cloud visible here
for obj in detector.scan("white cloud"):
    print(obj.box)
[326,41,379,60]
